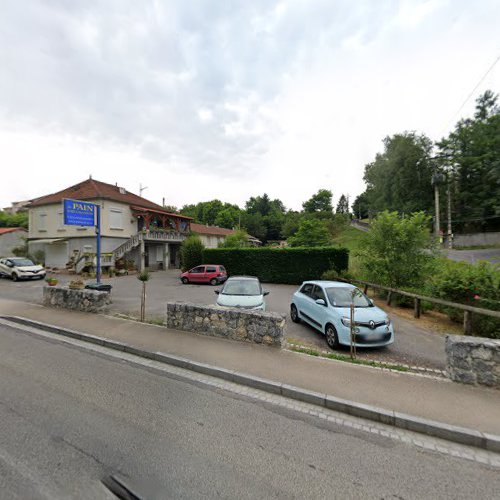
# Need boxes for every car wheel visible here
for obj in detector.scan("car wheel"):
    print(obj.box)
[325,324,339,349]
[290,304,301,323]
[209,278,218,286]
[181,277,189,284]
[11,273,18,282]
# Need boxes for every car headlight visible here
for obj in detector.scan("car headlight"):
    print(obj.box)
[384,317,391,326]
[341,317,351,327]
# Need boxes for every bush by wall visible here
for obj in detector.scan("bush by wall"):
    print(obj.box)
[203,247,349,284]
[425,259,500,339]
[180,235,204,271]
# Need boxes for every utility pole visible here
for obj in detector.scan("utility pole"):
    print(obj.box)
[140,184,148,197]
[447,182,453,249]
[434,183,440,239]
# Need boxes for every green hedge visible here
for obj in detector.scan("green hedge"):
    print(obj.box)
[203,247,349,284]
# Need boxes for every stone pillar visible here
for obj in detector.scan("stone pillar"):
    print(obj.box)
[163,243,170,270]
[140,238,145,272]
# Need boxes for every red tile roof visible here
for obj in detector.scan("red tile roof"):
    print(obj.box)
[0,227,27,235]
[190,223,235,236]
[29,178,179,215]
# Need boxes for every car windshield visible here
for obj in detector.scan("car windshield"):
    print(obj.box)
[325,287,371,308]
[11,259,35,266]
[222,279,261,296]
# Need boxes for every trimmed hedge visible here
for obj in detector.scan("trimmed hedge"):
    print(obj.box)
[203,247,349,284]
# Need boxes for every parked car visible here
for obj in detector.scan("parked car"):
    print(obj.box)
[290,280,394,349]
[215,276,269,311]
[180,264,227,285]
[0,257,46,281]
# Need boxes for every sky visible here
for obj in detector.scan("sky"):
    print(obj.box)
[1,0,499,212]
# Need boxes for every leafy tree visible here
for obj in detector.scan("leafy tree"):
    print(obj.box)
[302,189,333,215]
[363,132,434,215]
[0,210,29,228]
[163,205,178,214]
[336,194,349,214]
[281,211,302,238]
[245,194,272,216]
[180,235,204,271]
[214,205,241,229]
[288,219,333,247]
[219,229,249,248]
[437,90,500,232]
[352,192,370,219]
[241,212,267,241]
[358,211,435,288]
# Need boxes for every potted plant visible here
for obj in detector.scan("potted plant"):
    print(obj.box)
[68,279,85,290]
[45,277,58,286]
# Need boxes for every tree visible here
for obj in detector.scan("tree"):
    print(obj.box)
[214,205,241,229]
[241,212,267,241]
[0,210,29,228]
[362,132,434,215]
[302,189,333,215]
[281,211,302,239]
[352,192,370,219]
[437,90,500,232]
[137,271,150,322]
[219,229,250,248]
[288,219,333,247]
[180,235,204,271]
[358,211,435,288]
[336,194,349,214]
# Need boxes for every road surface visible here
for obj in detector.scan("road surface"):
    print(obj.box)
[0,323,498,499]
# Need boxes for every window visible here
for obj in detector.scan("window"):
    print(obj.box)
[190,266,205,274]
[312,285,326,302]
[109,207,123,230]
[325,287,371,308]
[206,266,217,273]
[300,283,314,297]
[38,213,47,231]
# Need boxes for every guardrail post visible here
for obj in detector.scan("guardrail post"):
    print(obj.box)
[463,311,472,335]
[386,291,392,306]
[414,298,421,318]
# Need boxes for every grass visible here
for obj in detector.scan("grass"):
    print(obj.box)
[332,225,367,253]
[289,346,409,372]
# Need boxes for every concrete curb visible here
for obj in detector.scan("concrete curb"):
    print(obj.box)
[3,315,500,454]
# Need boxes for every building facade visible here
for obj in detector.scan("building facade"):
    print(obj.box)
[0,228,27,257]
[28,178,191,271]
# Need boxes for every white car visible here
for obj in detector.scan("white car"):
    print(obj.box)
[0,257,46,281]
[215,276,269,311]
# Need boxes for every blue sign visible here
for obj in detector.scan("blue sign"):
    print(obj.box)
[63,199,96,227]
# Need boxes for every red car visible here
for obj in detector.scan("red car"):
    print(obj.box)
[180,264,227,285]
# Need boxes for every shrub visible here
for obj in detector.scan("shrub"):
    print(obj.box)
[426,259,500,338]
[203,247,349,284]
[321,268,354,282]
[358,211,436,288]
[219,229,250,248]
[180,235,205,271]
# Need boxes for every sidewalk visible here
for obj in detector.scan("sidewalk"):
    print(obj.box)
[1,298,499,436]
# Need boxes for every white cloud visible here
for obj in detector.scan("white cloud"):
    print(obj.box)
[0,0,499,212]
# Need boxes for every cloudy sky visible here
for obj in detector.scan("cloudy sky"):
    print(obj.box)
[1,0,499,212]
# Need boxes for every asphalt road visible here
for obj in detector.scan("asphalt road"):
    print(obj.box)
[0,270,447,369]
[1,324,499,499]
[446,248,500,264]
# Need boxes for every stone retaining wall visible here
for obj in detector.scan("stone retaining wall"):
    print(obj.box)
[166,302,285,347]
[445,334,500,388]
[43,286,112,314]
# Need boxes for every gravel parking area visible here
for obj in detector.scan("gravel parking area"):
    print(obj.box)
[0,269,446,369]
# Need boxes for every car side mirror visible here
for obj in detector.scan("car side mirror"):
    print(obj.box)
[315,298,326,306]
[369,299,374,307]
[263,291,269,296]
[214,290,220,295]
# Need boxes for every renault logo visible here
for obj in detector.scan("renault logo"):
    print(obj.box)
[369,320,376,330]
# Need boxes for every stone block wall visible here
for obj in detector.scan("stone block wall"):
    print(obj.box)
[445,335,500,388]
[166,302,285,347]
[43,286,112,314]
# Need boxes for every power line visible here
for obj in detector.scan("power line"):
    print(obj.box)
[441,51,500,135]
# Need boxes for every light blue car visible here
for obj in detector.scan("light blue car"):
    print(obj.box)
[290,280,394,349]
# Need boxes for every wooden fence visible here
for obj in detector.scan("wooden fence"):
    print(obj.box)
[352,279,500,335]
